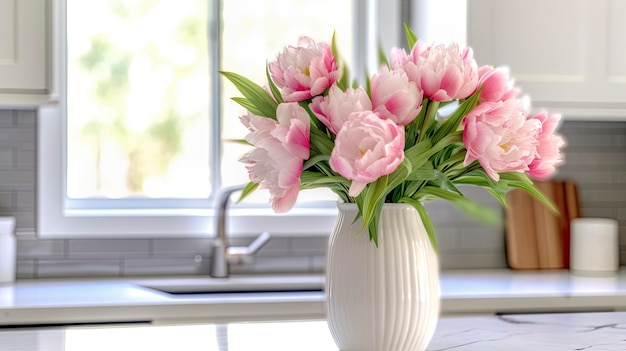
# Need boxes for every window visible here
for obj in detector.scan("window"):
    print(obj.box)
[65,0,212,201]
[38,0,404,238]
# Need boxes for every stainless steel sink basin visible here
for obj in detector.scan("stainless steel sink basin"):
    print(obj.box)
[136,274,325,294]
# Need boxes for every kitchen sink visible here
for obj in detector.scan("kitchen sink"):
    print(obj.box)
[136,274,325,295]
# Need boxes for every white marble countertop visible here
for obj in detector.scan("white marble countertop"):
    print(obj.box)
[2,311,626,350]
[2,268,626,326]
[428,311,626,350]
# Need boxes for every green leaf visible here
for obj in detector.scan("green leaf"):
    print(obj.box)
[499,171,534,185]
[404,180,425,198]
[452,168,510,206]
[486,188,508,207]
[224,138,251,146]
[331,31,340,58]
[462,168,507,191]
[265,65,283,104]
[434,170,463,196]
[405,161,436,181]
[362,176,388,223]
[367,200,384,247]
[231,97,265,117]
[506,179,558,213]
[309,128,335,155]
[405,132,463,176]
[385,158,412,195]
[378,43,389,68]
[237,182,259,203]
[418,100,440,143]
[404,139,433,171]
[398,197,438,252]
[303,155,330,171]
[418,186,464,202]
[300,171,349,187]
[432,131,464,152]
[337,61,351,91]
[452,197,502,226]
[435,149,466,172]
[301,178,351,189]
[361,176,388,238]
[404,23,418,49]
[453,175,490,187]
[418,186,501,226]
[431,88,481,145]
[221,71,278,118]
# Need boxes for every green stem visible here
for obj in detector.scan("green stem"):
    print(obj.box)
[437,151,467,173]
[406,99,428,146]
[449,161,481,181]
[417,101,440,143]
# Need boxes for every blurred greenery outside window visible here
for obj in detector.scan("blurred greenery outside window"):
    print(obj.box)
[66,0,354,205]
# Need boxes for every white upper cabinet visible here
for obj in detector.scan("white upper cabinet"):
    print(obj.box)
[468,0,626,119]
[0,0,52,107]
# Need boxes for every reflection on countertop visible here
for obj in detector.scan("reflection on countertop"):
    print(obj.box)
[1,269,626,326]
[2,311,626,350]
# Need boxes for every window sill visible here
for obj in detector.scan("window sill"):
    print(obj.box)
[0,93,57,109]
[39,206,338,239]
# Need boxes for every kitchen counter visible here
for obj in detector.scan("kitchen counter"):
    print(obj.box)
[2,269,626,326]
[2,311,626,350]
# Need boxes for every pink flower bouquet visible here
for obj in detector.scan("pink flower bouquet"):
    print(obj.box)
[223,25,565,247]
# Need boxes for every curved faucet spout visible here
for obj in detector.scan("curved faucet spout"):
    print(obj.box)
[209,184,271,278]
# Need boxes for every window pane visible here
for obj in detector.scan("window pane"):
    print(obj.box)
[220,0,354,203]
[66,0,211,199]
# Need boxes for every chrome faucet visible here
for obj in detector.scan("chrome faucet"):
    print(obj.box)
[209,185,271,278]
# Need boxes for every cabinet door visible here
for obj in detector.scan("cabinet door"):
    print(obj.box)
[468,0,626,116]
[0,0,47,92]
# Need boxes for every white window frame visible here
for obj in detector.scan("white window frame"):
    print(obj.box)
[37,0,404,238]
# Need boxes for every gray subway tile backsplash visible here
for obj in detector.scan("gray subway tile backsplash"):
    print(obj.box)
[253,237,292,257]
[0,149,13,168]
[1,109,626,278]
[122,257,209,276]
[152,238,213,257]
[67,239,151,258]
[16,260,36,279]
[17,238,66,258]
[36,259,122,278]
[290,237,328,254]
[440,252,507,270]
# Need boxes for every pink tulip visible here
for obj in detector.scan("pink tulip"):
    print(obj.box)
[389,47,411,71]
[268,37,340,102]
[239,103,311,213]
[389,42,427,92]
[527,111,566,180]
[309,85,372,134]
[329,111,405,197]
[409,42,479,102]
[477,65,519,103]
[462,99,541,181]
[370,65,423,126]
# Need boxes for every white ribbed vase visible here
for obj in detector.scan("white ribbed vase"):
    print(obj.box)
[326,203,440,351]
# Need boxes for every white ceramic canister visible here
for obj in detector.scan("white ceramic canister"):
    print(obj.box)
[570,218,619,276]
[0,217,16,283]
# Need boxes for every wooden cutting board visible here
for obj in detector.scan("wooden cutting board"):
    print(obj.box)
[533,181,563,269]
[505,188,540,269]
[505,180,580,270]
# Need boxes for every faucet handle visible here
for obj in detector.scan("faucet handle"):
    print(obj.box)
[226,231,271,265]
